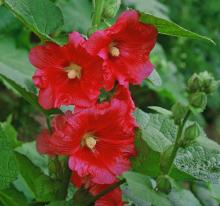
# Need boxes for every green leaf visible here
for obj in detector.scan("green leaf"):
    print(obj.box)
[192,183,218,206]
[148,106,172,116]
[15,153,64,202]
[0,185,28,206]
[140,12,215,45]
[0,123,19,190]
[47,201,72,206]
[209,184,220,203]
[134,108,177,153]
[131,129,161,176]
[73,188,94,206]
[123,172,171,206]
[168,189,202,206]
[4,0,63,43]
[174,145,220,183]
[57,0,92,34]
[15,141,49,175]
[0,37,34,90]
[0,74,62,116]
[147,69,162,87]
[0,6,20,34]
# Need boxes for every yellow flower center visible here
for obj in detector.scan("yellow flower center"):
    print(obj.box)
[65,64,82,79]
[81,134,97,150]
[109,43,120,57]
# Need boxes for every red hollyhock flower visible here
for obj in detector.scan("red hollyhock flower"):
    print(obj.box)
[86,10,157,90]
[37,96,136,184]
[71,173,124,206]
[29,32,104,109]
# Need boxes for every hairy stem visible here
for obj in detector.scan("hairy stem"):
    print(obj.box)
[164,110,191,174]
[92,0,105,27]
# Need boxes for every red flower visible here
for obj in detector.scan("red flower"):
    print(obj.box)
[71,173,124,206]
[86,10,157,90]
[29,32,104,109]
[37,97,136,184]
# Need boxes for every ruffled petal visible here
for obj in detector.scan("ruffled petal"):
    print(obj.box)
[29,43,66,69]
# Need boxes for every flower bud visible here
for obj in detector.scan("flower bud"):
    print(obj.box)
[103,0,121,18]
[187,74,202,93]
[183,122,200,144]
[189,92,207,111]
[157,175,172,194]
[171,102,188,125]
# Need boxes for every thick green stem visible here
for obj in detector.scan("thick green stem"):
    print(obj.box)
[92,0,105,27]
[164,110,191,174]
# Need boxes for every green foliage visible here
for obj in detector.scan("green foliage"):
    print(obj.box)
[147,69,162,87]
[134,108,177,153]
[0,121,19,190]
[192,183,219,206]
[175,145,220,183]
[0,185,28,206]
[0,7,20,34]
[123,172,172,206]
[57,0,92,34]
[0,37,34,90]
[4,0,64,43]
[140,12,215,44]
[47,201,72,206]
[168,188,202,206]
[15,153,65,202]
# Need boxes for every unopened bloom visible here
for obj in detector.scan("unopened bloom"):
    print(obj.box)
[37,95,136,184]
[86,10,157,90]
[30,32,103,109]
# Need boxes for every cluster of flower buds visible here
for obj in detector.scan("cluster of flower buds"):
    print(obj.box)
[187,71,219,111]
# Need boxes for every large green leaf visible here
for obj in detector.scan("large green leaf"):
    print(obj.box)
[0,74,62,117]
[4,0,63,43]
[192,183,218,206]
[0,185,28,206]
[140,12,215,44]
[131,129,161,176]
[15,153,64,202]
[0,122,19,190]
[174,145,220,183]
[0,6,20,34]
[209,184,220,203]
[57,0,92,34]
[134,108,177,153]
[47,201,72,206]
[168,189,202,206]
[123,172,171,206]
[0,37,34,90]
[15,141,49,175]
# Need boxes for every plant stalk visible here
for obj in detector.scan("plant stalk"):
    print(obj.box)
[91,0,105,28]
[164,110,191,174]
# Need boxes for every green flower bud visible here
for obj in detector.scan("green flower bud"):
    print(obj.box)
[184,122,200,144]
[157,175,172,194]
[187,74,202,93]
[103,0,121,18]
[189,92,207,111]
[171,102,188,125]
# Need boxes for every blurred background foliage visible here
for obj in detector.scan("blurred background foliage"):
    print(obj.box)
[0,0,219,142]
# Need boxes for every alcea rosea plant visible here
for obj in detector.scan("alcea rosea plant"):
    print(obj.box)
[0,0,219,205]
